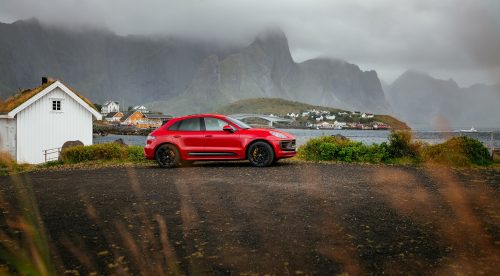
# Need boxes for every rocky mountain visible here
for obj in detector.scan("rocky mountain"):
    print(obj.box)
[148,30,390,115]
[0,20,390,115]
[0,19,235,105]
[386,70,500,129]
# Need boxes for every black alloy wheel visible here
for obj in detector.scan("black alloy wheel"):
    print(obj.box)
[247,141,275,167]
[155,144,180,168]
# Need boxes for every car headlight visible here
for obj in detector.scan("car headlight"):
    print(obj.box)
[270,131,287,139]
[146,135,156,141]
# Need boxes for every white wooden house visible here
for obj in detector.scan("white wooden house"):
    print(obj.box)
[0,79,102,163]
[132,105,149,113]
[101,101,120,115]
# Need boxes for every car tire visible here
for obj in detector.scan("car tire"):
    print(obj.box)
[155,144,180,168]
[247,141,275,167]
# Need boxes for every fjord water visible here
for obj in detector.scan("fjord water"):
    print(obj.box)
[94,129,500,148]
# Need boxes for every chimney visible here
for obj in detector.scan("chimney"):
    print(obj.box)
[42,77,55,84]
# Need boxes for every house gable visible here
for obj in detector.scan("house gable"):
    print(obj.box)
[3,81,102,120]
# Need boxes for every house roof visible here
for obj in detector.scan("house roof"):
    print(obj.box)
[121,110,143,121]
[103,101,119,106]
[104,111,123,118]
[143,113,172,119]
[0,79,101,119]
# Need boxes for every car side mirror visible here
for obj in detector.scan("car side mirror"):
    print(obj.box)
[223,125,234,132]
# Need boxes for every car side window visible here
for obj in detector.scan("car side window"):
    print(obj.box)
[177,118,202,131]
[204,117,229,131]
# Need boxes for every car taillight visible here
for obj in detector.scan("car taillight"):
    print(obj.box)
[146,135,156,144]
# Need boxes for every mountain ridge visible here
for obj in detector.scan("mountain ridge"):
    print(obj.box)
[387,70,500,128]
[147,28,390,115]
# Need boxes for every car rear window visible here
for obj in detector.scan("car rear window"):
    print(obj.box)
[175,118,202,131]
[168,121,181,130]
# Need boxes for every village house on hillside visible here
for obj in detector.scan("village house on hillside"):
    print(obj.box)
[131,105,149,113]
[0,78,102,163]
[120,110,172,128]
[101,100,119,115]
[103,111,124,122]
[120,110,144,126]
[139,113,172,128]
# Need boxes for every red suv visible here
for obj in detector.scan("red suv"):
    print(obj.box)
[144,114,296,167]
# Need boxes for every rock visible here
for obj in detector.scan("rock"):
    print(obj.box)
[61,140,84,152]
[332,134,348,141]
[493,149,500,163]
[59,140,84,161]
[113,138,127,146]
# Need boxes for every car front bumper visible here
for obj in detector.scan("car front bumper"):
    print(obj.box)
[273,139,297,159]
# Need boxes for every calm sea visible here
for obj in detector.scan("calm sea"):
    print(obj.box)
[94,129,500,149]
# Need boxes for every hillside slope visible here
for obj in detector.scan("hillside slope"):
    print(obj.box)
[217,98,409,129]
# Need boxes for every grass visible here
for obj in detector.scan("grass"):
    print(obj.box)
[0,81,55,113]
[0,144,152,176]
[0,166,179,275]
[0,79,98,114]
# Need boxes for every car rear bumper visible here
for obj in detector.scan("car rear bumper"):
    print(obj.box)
[144,143,155,160]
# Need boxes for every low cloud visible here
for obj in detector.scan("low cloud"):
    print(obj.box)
[0,0,499,85]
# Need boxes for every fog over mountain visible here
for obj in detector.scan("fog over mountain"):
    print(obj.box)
[0,19,499,128]
[0,20,389,114]
[2,0,499,87]
[0,19,237,104]
[387,70,500,129]
[148,29,390,115]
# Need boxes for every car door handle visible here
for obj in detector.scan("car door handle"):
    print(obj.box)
[205,135,213,138]
[173,135,181,138]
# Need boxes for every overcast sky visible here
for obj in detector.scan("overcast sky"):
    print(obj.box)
[1,0,499,86]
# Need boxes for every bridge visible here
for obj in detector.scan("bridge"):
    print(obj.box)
[229,114,294,127]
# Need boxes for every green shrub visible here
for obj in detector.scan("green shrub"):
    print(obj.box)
[60,143,129,163]
[128,146,146,162]
[298,133,491,167]
[298,136,390,163]
[387,130,420,158]
[298,136,351,161]
[41,160,64,168]
[423,136,492,166]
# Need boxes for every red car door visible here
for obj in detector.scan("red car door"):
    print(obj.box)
[170,117,205,158]
[202,117,244,158]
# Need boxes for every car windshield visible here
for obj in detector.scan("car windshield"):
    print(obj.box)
[227,116,252,129]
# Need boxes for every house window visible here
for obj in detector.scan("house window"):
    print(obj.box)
[52,100,61,111]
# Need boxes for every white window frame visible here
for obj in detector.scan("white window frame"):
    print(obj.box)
[50,98,64,113]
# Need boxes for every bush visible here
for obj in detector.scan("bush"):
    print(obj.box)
[387,130,420,159]
[298,133,491,167]
[128,146,146,162]
[423,136,492,166]
[298,136,390,163]
[60,143,143,164]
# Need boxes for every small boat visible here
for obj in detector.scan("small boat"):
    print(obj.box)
[460,127,478,133]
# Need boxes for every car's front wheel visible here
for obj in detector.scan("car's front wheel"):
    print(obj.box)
[247,141,275,167]
[155,144,180,168]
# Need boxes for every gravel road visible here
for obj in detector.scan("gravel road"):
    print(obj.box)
[1,162,499,275]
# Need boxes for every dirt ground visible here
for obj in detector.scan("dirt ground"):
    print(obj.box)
[1,162,499,275]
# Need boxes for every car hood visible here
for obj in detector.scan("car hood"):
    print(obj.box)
[244,128,295,139]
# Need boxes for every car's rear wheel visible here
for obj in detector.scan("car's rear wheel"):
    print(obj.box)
[247,141,275,167]
[155,144,180,168]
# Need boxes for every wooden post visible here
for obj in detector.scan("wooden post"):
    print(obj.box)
[490,132,494,157]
